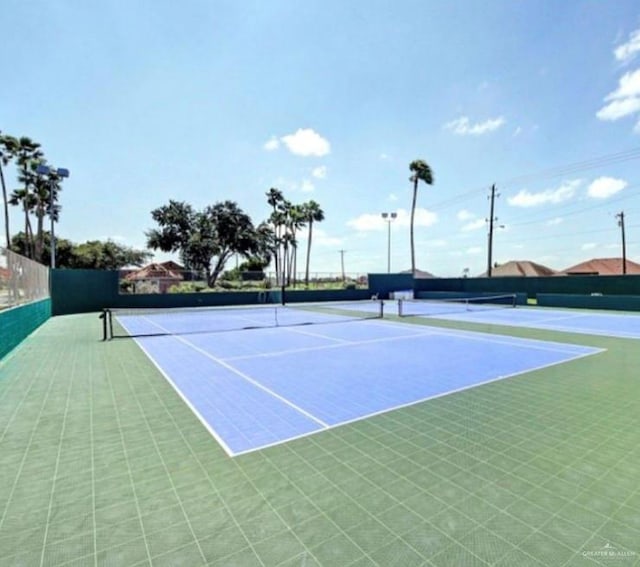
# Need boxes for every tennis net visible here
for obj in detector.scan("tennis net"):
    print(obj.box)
[398,294,517,317]
[102,299,384,339]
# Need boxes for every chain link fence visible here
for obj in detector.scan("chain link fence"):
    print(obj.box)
[0,247,50,309]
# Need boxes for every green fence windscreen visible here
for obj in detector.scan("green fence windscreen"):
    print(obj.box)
[0,298,51,359]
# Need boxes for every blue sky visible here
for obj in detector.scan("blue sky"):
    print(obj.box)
[3,0,640,277]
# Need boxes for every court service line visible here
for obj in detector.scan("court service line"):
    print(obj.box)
[232,347,603,458]
[360,318,606,356]
[224,329,437,362]
[134,317,330,429]
[520,313,591,325]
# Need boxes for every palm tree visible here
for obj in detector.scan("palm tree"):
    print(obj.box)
[10,137,43,259]
[408,159,434,275]
[31,165,64,263]
[266,187,284,281]
[285,203,306,285]
[303,200,325,286]
[0,132,14,250]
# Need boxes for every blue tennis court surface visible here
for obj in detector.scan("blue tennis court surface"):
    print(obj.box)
[403,301,640,339]
[123,315,603,456]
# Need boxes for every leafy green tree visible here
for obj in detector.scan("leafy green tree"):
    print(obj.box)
[71,240,152,269]
[146,200,198,268]
[147,199,260,287]
[408,159,434,275]
[303,200,325,286]
[11,232,150,269]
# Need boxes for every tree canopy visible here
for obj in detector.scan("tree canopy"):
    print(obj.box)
[11,232,151,269]
[146,199,273,287]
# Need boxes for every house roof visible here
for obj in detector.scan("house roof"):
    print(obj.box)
[561,257,640,275]
[124,262,184,281]
[400,269,436,278]
[476,260,557,278]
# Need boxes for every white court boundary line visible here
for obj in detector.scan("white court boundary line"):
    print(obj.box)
[417,306,640,339]
[122,317,329,438]
[118,313,605,457]
[231,347,602,457]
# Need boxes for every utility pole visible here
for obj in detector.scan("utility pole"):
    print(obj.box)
[486,184,499,278]
[339,249,346,282]
[616,211,627,275]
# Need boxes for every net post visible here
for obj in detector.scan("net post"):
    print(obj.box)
[107,309,113,340]
[100,308,110,341]
[398,298,403,317]
[379,298,384,318]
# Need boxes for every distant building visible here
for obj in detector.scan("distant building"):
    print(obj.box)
[561,257,640,276]
[123,261,185,293]
[477,260,556,278]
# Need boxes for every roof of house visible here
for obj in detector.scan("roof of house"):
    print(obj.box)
[400,269,436,278]
[561,257,640,275]
[476,260,557,278]
[124,262,184,281]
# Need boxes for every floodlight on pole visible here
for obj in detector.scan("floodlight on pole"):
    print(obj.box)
[381,212,398,273]
[36,164,70,269]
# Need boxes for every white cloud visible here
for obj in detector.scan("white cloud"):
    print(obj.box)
[582,243,597,250]
[615,29,640,63]
[346,207,437,232]
[444,116,505,136]
[311,166,327,179]
[596,69,640,123]
[346,213,388,232]
[596,96,640,121]
[281,128,331,156]
[587,176,627,199]
[264,136,280,151]
[466,247,483,255]
[462,218,486,232]
[312,228,343,247]
[507,180,581,207]
[300,180,315,193]
[546,217,564,226]
[457,209,474,221]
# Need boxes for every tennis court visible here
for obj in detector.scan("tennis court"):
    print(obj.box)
[109,303,603,455]
[2,301,640,566]
[398,296,640,339]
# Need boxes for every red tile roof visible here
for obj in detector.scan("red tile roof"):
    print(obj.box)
[477,260,557,277]
[562,257,640,275]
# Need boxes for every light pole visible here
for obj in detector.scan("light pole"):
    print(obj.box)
[36,164,70,269]
[381,212,397,273]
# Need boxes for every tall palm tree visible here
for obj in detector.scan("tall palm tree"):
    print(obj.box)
[11,137,43,259]
[303,200,325,286]
[31,165,64,263]
[285,203,306,285]
[0,132,14,250]
[266,187,284,281]
[409,159,434,275]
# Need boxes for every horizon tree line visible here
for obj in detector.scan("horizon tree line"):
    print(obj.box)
[146,191,325,287]
[1,128,433,277]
